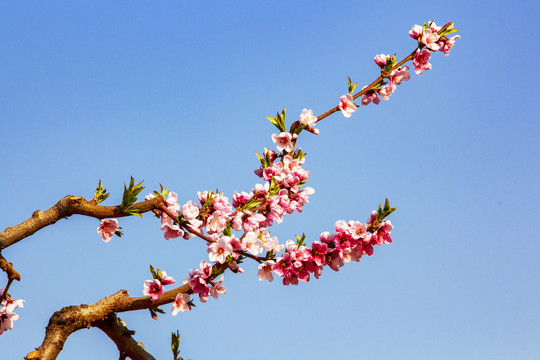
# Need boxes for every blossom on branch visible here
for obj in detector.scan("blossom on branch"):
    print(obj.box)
[0,293,24,335]
[413,49,432,75]
[208,237,234,264]
[171,293,191,315]
[97,219,119,242]
[299,108,317,127]
[374,54,388,67]
[272,132,294,152]
[439,35,460,56]
[143,279,164,301]
[338,94,357,118]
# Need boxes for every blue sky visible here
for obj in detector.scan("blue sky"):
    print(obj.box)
[1,1,539,359]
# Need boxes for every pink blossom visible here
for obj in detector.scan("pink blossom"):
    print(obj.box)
[310,241,328,266]
[199,260,213,279]
[205,210,229,235]
[409,24,423,39]
[413,49,432,75]
[166,192,180,209]
[160,271,176,285]
[299,108,317,127]
[197,191,209,204]
[171,293,191,315]
[271,132,294,153]
[378,85,393,100]
[349,221,367,240]
[374,54,387,67]
[212,194,233,214]
[361,91,380,106]
[209,275,226,299]
[440,35,460,56]
[257,260,275,282]
[232,191,253,208]
[389,66,410,86]
[338,94,357,118]
[0,307,19,335]
[97,219,119,242]
[208,237,234,264]
[189,273,210,297]
[420,27,440,51]
[320,231,335,244]
[181,200,200,220]
[367,210,377,225]
[239,211,266,232]
[243,231,263,255]
[0,294,24,335]
[371,220,393,245]
[163,224,185,240]
[143,279,163,301]
[261,234,284,253]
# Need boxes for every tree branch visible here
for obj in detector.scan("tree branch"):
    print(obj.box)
[94,314,156,360]
[30,282,192,360]
[0,196,164,251]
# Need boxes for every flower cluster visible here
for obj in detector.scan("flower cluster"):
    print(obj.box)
[183,261,226,304]
[409,21,460,75]
[0,290,24,335]
[131,20,457,319]
[258,212,393,285]
[336,21,458,117]
[143,270,176,301]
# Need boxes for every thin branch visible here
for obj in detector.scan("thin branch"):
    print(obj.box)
[315,21,453,124]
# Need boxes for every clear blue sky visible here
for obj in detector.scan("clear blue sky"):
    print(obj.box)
[1,1,539,359]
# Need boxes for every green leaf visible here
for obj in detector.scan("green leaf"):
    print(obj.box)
[293,148,307,161]
[171,330,181,360]
[266,108,287,133]
[295,233,306,247]
[149,265,157,279]
[153,307,165,314]
[376,198,396,222]
[243,199,263,211]
[159,183,168,198]
[121,176,145,211]
[268,177,280,197]
[255,152,268,168]
[93,180,110,204]
[223,223,232,237]
[201,191,215,210]
[348,77,358,94]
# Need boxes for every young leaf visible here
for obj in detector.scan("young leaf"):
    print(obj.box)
[348,77,358,94]
[171,330,181,360]
[223,223,232,237]
[295,233,306,247]
[376,198,396,222]
[149,265,157,279]
[121,176,145,210]
[93,180,109,204]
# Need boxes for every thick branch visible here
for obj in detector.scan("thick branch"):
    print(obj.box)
[0,196,164,250]
[94,314,156,360]
[32,283,191,360]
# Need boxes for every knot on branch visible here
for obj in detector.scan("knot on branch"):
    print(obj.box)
[0,254,20,281]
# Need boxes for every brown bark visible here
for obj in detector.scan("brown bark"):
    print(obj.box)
[30,283,192,360]
[0,196,164,251]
